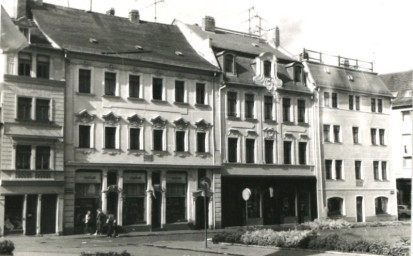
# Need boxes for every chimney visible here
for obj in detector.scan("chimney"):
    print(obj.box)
[202,16,215,32]
[129,9,140,23]
[274,26,280,48]
[16,0,27,18]
[106,8,115,16]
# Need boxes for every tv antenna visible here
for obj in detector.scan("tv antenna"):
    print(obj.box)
[146,0,165,22]
[253,15,268,37]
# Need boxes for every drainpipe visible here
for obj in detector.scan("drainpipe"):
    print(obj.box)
[211,72,217,165]
[218,82,227,163]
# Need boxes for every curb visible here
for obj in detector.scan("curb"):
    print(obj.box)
[144,243,244,256]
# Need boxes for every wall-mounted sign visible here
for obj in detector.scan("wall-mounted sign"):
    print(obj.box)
[199,177,211,191]
[166,173,187,184]
[75,172,101,183]
[124,172,146,184]
[242,188,251,201]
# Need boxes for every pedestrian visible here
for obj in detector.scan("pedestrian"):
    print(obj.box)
[84,210,92,234]
[112,219,119,237]
[106,213,115,237]
[94,209,104,235]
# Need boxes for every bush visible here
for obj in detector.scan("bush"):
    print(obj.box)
[240,229,313,248]
[80,251,131,256]
[0,240,15,255]
[211,229,244,244]
[298,218,352,231]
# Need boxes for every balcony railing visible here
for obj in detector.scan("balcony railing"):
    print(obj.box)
[0,170,64,182]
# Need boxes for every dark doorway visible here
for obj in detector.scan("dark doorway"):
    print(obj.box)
[263,190,277,225]
[26,195,38,235]
[108,172,117,186]
[298,191,311,223]
[41,194,57,234]
[74,198,99,234]
[195,196,209,229]
[151,191,162,229]
[4,195,24,234]
[356,196,363,222]
[107,192,118,218]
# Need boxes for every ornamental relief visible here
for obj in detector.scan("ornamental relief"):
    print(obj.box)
[151,116,167,128]
[195,119,211,131]
[173,117,190,130]
[102,112,121,125]
[76,110,96,123]
[227,128,242,137]
[263,127,276,139]
[127,114,145,127]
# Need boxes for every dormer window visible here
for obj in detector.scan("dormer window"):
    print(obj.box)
[224,54,234,73]
[263,60,271,78]
[294,66,302,82]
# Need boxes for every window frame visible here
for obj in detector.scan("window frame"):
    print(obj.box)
[36,54,50,79]
[78,68,93,94]
[282,98,291,122]
[323,124,331,143]
[35,145,51,170]
[297,99,306,123]
[227,91,238,118]
[371,128,377,145]
[355,96,360,110]
[264,139,274,164]
[264,95,275,121]
[15,145,32,170]
[227,137,239,163]
[128,73,142,99]
[244,93,255,119]
[245,138,255,164]
[283,140,293,165]
[379,129,385,146]
[332,93,338,108]
[325,159,333,180]
[223,54,235,74]
[335,160,343,180]
[175,130,187,152]
[104,126,118,150]
[352,127,360,144]
[324,92,330,107]
[17,96,33,120]
[196,82,207,105]
[355,160,363,180]
[263,60,272,78]
[174,80,186,104]
[129,127,143,150]
[377,99,383,113]
[298,141,307,165]
[371,98,376,112]
[35,98,51,122]
[104,71,118,96]
[349,95,354,110]
[333,125,341,143]
[152,77,165,101]
[152,128,166,151]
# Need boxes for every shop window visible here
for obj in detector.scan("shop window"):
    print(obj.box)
[335,160,343,180]
[349,95,354,110]
[35,99,50,122]
[299,142,307,165]
[355,160,362,180]
[196,83,205,105]
[355,96,360,110]
[17,97,32,120]
[228,137,238,163]
[152,77,163,100]
[175,131,185,152]
[324,92,330,107]
[379,129,385,145]
[79,125,91,148]
[245,94,254,119]
[265,140,274,164]
[36,55,49,79]
[297,99,306,123]
[35,146,50,170]
[327,197,343,217]
[352,127,359,144]
[264,96,273,120]
[373,161,379,180]
[197,132,206,153]
[325,160,332,180]
[75,183,101,197]
[16,145,31,169]
[104,72,116,96]
[371,98,376,112]
[378,99,383,113]
[263,60,271,78]
[79,69,91,93]
[281,189,296,217]
[375,197,388,215]
[224,54,234,73]
[123,172,146,225]
[18,52,31,76]
[153,129,164,151]
[227,92,237,117]
[323,125,330,142]
[283,141,292,164]
[381,161,387,180]
[175,80,185,103]
[245,139,255,163]
[4,196,24,233]
[332,93,338,108]
[247,188,260,218]
[105,127,116,149]
[166,173,187,223]
[333,125,341,143]
[371,128,377,145]
[129,128,141,150]
[129,75,141,98]
[282,98,291,122]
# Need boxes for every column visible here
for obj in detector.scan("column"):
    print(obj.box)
[101,170,108,214]
[0,196,5,237]
[208,196,213,229]
[55,194,64,235]
[160,171,166,228]
[117,170,124,226]
[49,147,55,170]
[146,171,152,227]
[36,194,42,236]
[30,146,36,170]
[22,195,27,235]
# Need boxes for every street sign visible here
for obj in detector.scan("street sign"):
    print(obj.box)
[200,177,211,191]
[242,188,251,201]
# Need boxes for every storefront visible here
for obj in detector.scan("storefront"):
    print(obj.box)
[166,172,187,223]
[123,171,146,225]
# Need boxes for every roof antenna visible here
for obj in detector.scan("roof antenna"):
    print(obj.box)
[67,0,70,7]
[89,0,92,12]
[146,0,165,22]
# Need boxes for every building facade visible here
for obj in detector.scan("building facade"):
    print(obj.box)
[304,50,398,222]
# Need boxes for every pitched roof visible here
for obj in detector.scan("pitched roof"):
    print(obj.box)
[379,70,413,92]
[306,62,392,97]
[30,3,218,72]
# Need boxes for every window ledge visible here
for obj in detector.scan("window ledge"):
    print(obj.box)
[282,121,294,125]
[264,119,277,124]
[297,122,310,127]
[102,148,122,155]
[14,119,57,126]
[76,92,95,96]
[174,101,189,106]
[128,149,145,155]
[195,103,210,108]
[195,152,211,158]
[128,97,145,102]
[174,151,191,157]
[244,118,258,123]
[75,147,96,155]
[102,95,121,99]
[151,99,167,104]
[227,116,241,121]
[152,150,169,156]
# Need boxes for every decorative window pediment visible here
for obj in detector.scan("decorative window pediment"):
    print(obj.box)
[102,112,121,125]
[195,119,211,131]
[76,109,96,123]
[151,115,167,128]
[246,130,259,137]
[228,128,242,137]
[127,114,145,127]
[300,134,311,140]
[284,133,295,140]
[263,127,276,139]
[174,117,190,130]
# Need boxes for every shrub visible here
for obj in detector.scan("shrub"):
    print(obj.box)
[240,229,313,248]
[80,251,131,256]
[298,218,352,231]
[0,240,15,255]
[211,230,244,244]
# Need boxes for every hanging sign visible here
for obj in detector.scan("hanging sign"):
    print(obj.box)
[75,172,101,183]
[242,188,251,201]
[124,172,146,183]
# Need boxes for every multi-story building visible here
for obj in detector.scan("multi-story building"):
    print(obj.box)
[380,70,413,209]
[0,0,65,236]
[178,17,318,227]
[304,49,397,222]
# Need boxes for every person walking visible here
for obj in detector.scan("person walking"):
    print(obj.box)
[84,210,92,234]
[94,209,104,235]
[106,213,115,237]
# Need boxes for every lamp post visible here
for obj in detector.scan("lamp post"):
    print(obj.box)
[199,177,213,248]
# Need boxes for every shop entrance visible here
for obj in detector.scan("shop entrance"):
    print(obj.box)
[195,196,209,229]
[41,195,57,234]
[26,195,38,235]
[356,196,363,222]
[74,198,99,234]
[4,195,24,235]
[107,192,118,218]
[263,190,278,225]
[298,191,311,223]
[151,191,162,229]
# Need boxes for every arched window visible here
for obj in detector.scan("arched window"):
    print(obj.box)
[224,54,234,73]
[294,66,302,82]
[263,60,271,78]
[327,197,343,218]
[375,197,388,215]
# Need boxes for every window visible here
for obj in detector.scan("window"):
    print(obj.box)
[245,94,254,119]
[175,80,185,103]
[105,127,116,149]
[299,142,307,165]
[227,92,237,117]
[373,161,379,180]
[355,96,360,110]
[129,75,141,98]
[332,93,338,108]
[130,128,141,150]
[79,125,91,148]
[152,77,163,100]
[197,132,206,153]
[224,54,234,73]
[323,125,330,142]
[294,66,302,82]
[283,141,292,164]
[104,72,116,96]
[153,130,164,151]
[35,146,50,170]
[282,98,291,122]
[378,99,383,113]
[325,160,332,180]
[175,131,185,152]
[333,125,340,143]
[263,60,271,78]
[79,69,91,93]
[17,97,32,120]
[264,96,273,120]
[36,55,49,79]
[297,99,306,123]
[16,145,31,169]
[371,98,376,112]
[375,197,388,215]
[228,138,238,163]
[196,83,206,105]
[35,99,50,122]
[352,127,359,144]
[355,160,362,180]
[335,160,343,180]
[166,173,187,223]
[324,92,330,107]
[245,139,255,163]
[265,140,274,164]
[402,111,411,122]
[403,157,412,169]
[371,128,377,145]
[349,95,354,110]
[379,129,385,145]
[18,52,31,76]
[327,197,343,217]
[381,161,387,180]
